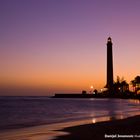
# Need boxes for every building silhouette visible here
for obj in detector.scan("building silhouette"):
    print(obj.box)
[106,37,114,92]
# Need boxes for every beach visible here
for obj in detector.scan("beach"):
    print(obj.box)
[0,97,140,140]
[0,115,140,140]
[54,115,140,140]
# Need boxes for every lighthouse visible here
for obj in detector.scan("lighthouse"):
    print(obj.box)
[106,37,114,92]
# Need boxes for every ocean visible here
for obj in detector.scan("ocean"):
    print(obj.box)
[0,96,140,131]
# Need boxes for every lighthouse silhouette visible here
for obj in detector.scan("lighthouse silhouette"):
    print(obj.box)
[106,37,114,93]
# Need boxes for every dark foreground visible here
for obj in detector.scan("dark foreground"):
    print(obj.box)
[54,115,140,140]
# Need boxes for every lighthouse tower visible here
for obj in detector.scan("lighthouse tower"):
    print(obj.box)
[106,37,114,92]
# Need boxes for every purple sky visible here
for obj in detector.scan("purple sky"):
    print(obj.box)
[0,0,140,95]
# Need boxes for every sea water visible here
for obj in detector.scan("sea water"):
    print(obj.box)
[0,96,140,131]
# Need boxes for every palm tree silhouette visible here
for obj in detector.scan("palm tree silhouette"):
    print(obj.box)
[131,76,140,94]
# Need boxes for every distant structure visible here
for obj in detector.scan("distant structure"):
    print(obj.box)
[106,37,114,92]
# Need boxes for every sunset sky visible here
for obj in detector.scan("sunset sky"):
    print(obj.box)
[0,0,140,95]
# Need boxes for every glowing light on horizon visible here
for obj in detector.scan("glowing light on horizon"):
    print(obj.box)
[90,85,93,89]
[92,118,96,123]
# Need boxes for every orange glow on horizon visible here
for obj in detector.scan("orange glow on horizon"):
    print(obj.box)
[1,0,140,95]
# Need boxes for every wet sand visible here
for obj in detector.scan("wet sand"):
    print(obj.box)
[54,115,140,140]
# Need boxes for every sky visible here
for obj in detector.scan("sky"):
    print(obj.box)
[0,0,140,95]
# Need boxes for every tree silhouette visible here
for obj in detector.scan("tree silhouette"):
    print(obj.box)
[120,80,129,93]
[131,76,140,94]
[131,79,136,92]
[114,76,129,93]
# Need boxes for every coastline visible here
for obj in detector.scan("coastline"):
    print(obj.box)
[53,93,140,99]
[54,115,140,140]
[0,115,140,140]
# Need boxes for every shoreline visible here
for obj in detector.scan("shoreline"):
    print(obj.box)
[0,115,140,140]
[54,115,140,140]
